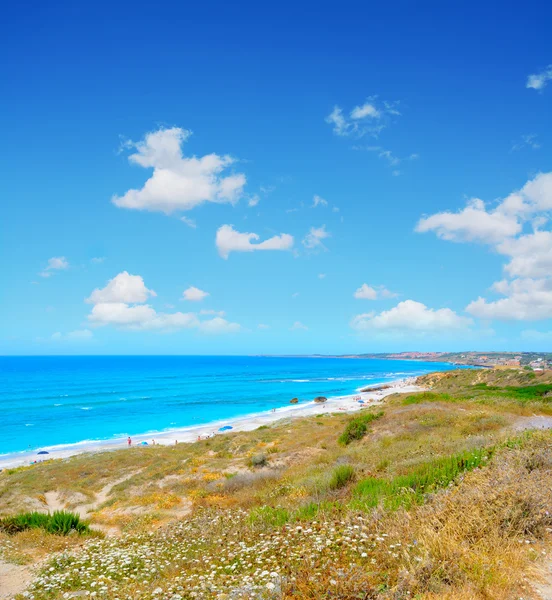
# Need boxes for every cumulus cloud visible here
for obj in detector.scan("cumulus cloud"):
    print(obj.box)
[112,127,246,214]
[302,225,330,251]
[87,272,156,304]
[354,283,397,300]
[183,286,209,302]
[248,195,260,207]
[290,321,308,331]
[257,323,270,330]
[351,300,472,332]
[417,171,552,322]
[325,97,400,137]
[527,65,552,90]
[40,256,69,278]
[466,278,552,321]
[86,272,240,334]
[216,224,294,259]
[198,317,241,334]
[416,198,521,244]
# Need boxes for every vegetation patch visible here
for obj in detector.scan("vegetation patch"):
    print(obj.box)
[329,464,355,489]
[338,410,383,445]
[352,447,491,510]
[0,510,89,536]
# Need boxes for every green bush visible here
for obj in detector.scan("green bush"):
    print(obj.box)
[329,464,355,489]
[338,411,383,445]
[0,511,89,535]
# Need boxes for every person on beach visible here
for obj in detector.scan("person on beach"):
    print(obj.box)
[127,436,131,447]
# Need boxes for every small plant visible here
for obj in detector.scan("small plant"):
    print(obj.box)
[338,411,383,445]
[248,505,289,527]
[249,453,267,467]
[329,464,355,489]
[0,510,90,535]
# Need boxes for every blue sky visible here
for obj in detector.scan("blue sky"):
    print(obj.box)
[2,0,552,355]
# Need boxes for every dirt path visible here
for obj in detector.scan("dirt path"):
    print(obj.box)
[0,559,36,600]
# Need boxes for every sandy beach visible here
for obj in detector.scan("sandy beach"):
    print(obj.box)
[0,378,422,469]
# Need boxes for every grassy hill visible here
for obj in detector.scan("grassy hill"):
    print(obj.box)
[2,368,552,599]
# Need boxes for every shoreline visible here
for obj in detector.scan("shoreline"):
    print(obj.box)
[0,377,422,469]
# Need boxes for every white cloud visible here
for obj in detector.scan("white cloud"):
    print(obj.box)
[353,283,397,300]
[466,277,552,321]
[90,257,106,264]
[325,97,400,138]
[216,224,294,259]
[497,231,552,278]
[112,127,246,214]
[354,284,378,300]
[290,321,308,331]
[86,272,240,334]
[351,300,472,332]
[87,271,156,304]
[40,256,69,278]
[350,102,380,120]
[248,195,260,207]
[302,225,330,251]
[257,323,270,330]
[511,134,541,152]
[527,65,552,90]
[182,286,209,302]
[88,302,199,330]
[416,198,521,244]
[312,195,328,208]
[51,329,93,342]
[318,273,327,279]
[198,317,240,334]
[418,172,552,322]
[180,216,197,228]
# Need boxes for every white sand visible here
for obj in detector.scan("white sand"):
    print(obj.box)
[0,379,422,469]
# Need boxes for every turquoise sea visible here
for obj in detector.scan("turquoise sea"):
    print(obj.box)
[0,356,461,457]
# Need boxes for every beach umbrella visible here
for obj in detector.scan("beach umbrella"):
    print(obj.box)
[37,450,49,455]
[219,425,233,431]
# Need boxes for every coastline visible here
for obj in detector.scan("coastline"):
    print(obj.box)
[0,377,422,469]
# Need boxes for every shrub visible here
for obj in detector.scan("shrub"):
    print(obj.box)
[338,411,383,445]
[0,511,89,535]
[249,453,267,468]
[329,465,355,490]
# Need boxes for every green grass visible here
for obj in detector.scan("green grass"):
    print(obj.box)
[338,410,383,445]
[402,391,452,404]
[248,505,289,527]
[352,447,491,511]
[329,464,355,489]
[0,510,90,535]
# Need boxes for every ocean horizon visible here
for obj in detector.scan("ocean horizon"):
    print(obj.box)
[0,355,460,457]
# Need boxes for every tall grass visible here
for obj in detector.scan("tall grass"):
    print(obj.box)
[352,447,491,510]
[0,511,89,535]
[338,410,383,445]
[329,464,355,489]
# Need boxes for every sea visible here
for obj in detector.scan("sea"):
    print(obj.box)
[0,355,461,457]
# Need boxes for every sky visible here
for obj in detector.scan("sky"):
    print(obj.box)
[1,0,552,355]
